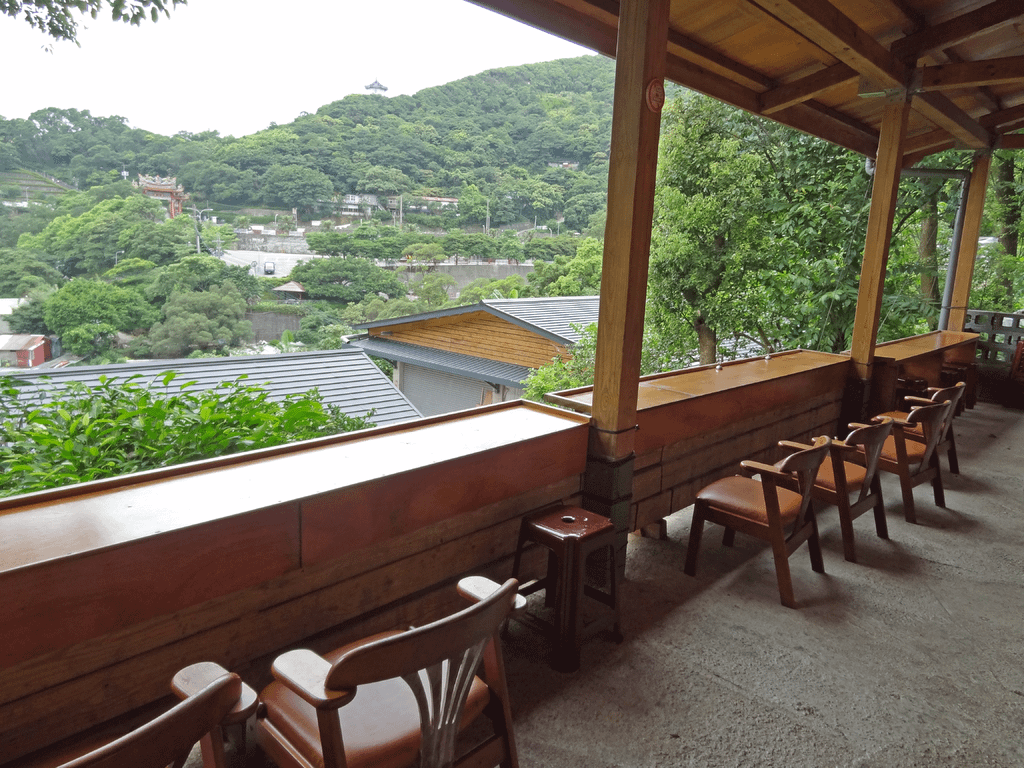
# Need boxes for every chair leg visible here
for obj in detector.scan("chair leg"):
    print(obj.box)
[769,533,797,609]
[807,511,825,574]
[931,456,946,508]
[722,527,736,547]
[871,477,889,541]
[684,503,707,577]
[836,497,857,563]
[899,467,917,524]
[947,431,959,475]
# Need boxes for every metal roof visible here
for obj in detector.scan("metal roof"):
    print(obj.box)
[350,337,534,388]
[470,0,1024,163]
[0,334,45,353]
[0,348,421,427]
[355,296,600,346]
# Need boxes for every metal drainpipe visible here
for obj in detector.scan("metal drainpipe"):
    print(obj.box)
[864,162,972,331]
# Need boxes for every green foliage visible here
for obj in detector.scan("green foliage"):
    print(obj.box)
[144,282,252,357]
[0,372,374,499]
[289,256,406,304]
[524,238,602,297]
[1,0,184,43]
[43,279,157,355]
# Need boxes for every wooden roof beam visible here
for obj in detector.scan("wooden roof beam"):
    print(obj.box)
[746,0,908,88]
[890,0,1024,62]
[999,133,1024,149]
[760,63,857,114]
[917,56,1024,90]
[981,102,1024,129]
[913,91,992,148]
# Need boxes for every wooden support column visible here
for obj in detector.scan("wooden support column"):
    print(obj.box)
[591,0,668,462]
[850,96,912,382]
[946,152,992,331]
[585,0,668,569]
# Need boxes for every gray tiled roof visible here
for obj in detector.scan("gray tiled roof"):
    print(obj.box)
[351,337,533,388]
[483,296,599,343]
[355,296,601,345]
[1,348,421,426]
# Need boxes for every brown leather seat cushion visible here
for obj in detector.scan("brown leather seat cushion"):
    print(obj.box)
[880,435,926,465]
[697,476,803,525]
[815,458,866,493]
[260,637,491,768]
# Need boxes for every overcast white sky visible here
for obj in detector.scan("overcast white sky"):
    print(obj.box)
[1,0,593,137]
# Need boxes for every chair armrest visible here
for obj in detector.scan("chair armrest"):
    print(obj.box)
[740,459,790,480]
[172,662,259,724]
[777,440,812,453]
[271,650,354,711]
[904,396,933,407]
[458,576,528,612]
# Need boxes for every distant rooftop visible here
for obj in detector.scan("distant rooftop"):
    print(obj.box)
[1,348,421,427]
[364,79,388,94]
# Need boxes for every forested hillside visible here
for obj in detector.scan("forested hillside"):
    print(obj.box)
[1,55,616,229]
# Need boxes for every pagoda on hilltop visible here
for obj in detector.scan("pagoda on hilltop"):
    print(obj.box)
[134,174,189,218]
[365,79,388,95]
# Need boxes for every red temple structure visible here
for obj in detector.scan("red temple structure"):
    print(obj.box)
[134,174,189,218]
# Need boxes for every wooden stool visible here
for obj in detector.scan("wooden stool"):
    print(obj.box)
[511,505,621,672]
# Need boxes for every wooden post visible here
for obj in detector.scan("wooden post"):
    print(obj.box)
[591,0,669,463]
[850,96,912,381]
[946,152,992,331]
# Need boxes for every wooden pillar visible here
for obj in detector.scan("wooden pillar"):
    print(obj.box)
[584,0,668,565]
[946,152,992,331]
[590,0,669,462]
[850,96,912,381]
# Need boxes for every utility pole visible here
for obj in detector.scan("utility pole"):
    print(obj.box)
[486,198,490,235]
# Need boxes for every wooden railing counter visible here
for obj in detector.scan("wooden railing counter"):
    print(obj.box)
[0,401,588,574]
[0,400,589,763]
[548,350,852,532]
[871,329,978,361]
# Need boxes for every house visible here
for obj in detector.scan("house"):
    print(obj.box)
[0,334,50,368]
[349,296,600,416]
[1,347,421,427]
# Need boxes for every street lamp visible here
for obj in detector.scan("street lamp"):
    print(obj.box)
[115,250,124,265]
[195,208,213,253]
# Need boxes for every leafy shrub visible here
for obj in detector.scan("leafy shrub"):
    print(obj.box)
[0,373,374,498]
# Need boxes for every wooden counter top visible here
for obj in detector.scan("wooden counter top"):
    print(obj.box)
[547,349,848,414]
[0,401,588,575]
[871,330,978,361]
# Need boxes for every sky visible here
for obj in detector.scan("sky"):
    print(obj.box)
[1,0,593,138]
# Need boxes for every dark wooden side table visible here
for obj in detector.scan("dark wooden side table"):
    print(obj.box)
[511,505,621,672]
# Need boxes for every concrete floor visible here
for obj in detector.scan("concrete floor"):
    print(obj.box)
[501,399,1024,767]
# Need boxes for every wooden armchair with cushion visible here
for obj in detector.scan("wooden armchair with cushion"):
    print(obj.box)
[879,382,964,474]
[868,400,952,525]
[684,436,831,609]
[255,577,520,768]
[782,417,893,564]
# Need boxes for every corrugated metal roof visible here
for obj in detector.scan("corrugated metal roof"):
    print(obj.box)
[483,297,599,343]
[0,348,421,427]
[354,296,600,345]
[351,337,533,388]
[0,334,45,353]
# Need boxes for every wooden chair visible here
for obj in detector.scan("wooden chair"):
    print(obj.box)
[44,663,255,768]
[684,436,831,609]
[255,577,520,768]
[783,418,893,564]
[869,400,952,525]
[879,382,964,474]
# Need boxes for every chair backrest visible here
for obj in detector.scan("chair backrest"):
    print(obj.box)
[775,435,831,520]
[59,673,242,768]
[842,416,893,501]
[905,400,952,468]
[928,381,965,437]
[325,578,519,768]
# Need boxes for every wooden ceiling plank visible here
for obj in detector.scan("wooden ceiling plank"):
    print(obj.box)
[913,91,992,147]
[760,63,857,114]
[666,29,774,90]
[465,0,618,57]
[903,128,950,153]
[918,56,1024,90]
[745,0,908,87]
[890,0,1024,62]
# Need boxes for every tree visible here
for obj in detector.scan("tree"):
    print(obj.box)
[43,279,157,356]
[261,164,334,214]
[144,282,252,357]
[289,256,406,304]
[524,239,602,297]
[0,248,63,296]
[2,0,184,44]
